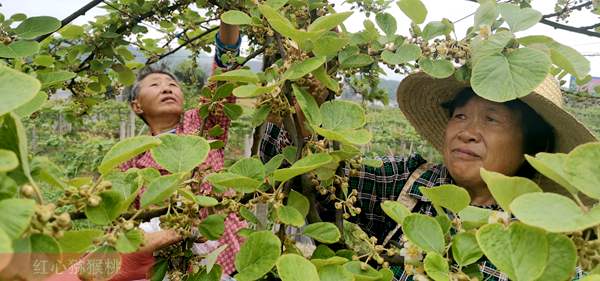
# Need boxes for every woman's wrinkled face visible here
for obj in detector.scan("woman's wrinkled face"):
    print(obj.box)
[131,73,184,119]
[443,95,525,189]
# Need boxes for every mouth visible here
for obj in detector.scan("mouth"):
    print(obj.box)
[451,148,481,159]
[160,96,177,103]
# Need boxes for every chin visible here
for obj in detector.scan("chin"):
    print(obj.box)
[446,163,481,188]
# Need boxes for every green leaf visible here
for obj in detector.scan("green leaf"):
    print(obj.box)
[422,21,451,41]
[288,190,309,217]
[451,232,483,267]
[420,58,454,79]
[276,205,305,227]
[240,206,259,224]
[57,230,103,253]
[303,222,341,244]
[115,46,134,61]
[205,245,228,274]
[116,66,135,86]
[140,173,183,208]
[59,24,85,39]
[205,172,262,193]
[33,55,55,67]
[375,13,397,36]
[266,0,288,9]
[0,198,35,239]
[150,258,168,281]
[480,169,542,211]
[14,16,61,39]
[230,158,266,180]
[233,84,276,98]
[314,127,372,146]
[257,4,307,42]
[363,159,383,168]
[565,143,600,200]
[519,35,590,80]
[195,195,219,207]
[381,43,422,65]
[84,190,124,225]
[380,201,411,224]
[292,84,322,126]
[474,1,498,28]
[199,214,226,240]
[98,136,161,175]
[312,65,339,92]
[318,264,354,281]
[419,184,470,213]
[273,153,333,182]
[397,0,427,24]
[0,113,32,180]
[150,134,210,174]
[535,233,577,281]
[265,154,285,175]
[524,153,577,195]
[471,47,551,102]
[209,69,259,84]
[0,175,18,200]
[510,192,600,232]
[0,149,18,172]
[459,206,492,230]
[321,100,366,130]
[476,222,548,281]
[284,56,326,81]
[0,40,40,58]
[343,260,382,281]
[276,254,319,281]
[471,30,514,65]
[402,214,445,254]
[14,91,47,117]
[224,103,243,120]
[221,10,252,25]
[314,33,348,58]
[0,228,12,269]
[235,231,281,281]
[37,71,76,87]
[339,54,373,69]
[0,65,40,116]
[498,3,542,32]
[307,12,353,32]
[423,252,450,281]
[115,229,143,253]
[251,104,271,127]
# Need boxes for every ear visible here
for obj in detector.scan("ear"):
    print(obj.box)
[130,100,144,115]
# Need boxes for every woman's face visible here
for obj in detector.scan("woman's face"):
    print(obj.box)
[132,73,184,119]
[443,95,525,189]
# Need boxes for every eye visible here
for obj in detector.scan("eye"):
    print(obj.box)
[150,83,158,87]
[486,115,497,122]
[452,113,466,120]
[169,83,178,87]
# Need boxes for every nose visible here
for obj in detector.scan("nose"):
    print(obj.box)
[160,86,173,94]
[457,121,482,143]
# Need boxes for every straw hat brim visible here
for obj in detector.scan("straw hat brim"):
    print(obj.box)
[396,72,597,155]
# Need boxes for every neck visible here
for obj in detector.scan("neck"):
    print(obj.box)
[146,114,180,135]
[463,182,496,206]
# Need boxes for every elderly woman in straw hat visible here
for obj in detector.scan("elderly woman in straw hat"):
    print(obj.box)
[258,71,597,280]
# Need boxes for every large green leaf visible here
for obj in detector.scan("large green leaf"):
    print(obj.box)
[397,0,427,24]
[0,65,41,116]
[303,222,341,244]
[276,205,305,227]
[565,143,600,200]
[471,47,551,102]
[420,58,455,79]
[199,214,226,240]
[257,4,308,42]
[292,84,322,126]
[230,158,266,180]
[59,24,85,39]
[221,10,252,25]
[423,252,450,281]
[115,229,144,253]
[235,231,281,281]
[451,232,483,267]
[313,34,348,59]
[381,43,422,65]
[84,190,124,225]
[0,228,12,271]
[272,153,333,182]
[140,173,184,208]
[318,264,354,281]
[314,127,372,145]
[98,136,162,175]
[14,16,61,39]
[233,84,276,98]
[0,40,40,58]
[0,175,18,200]
[57,230,103,254]
[205,172,262,193]
[380,201,411,224]
[524,153,577,195]
[402,214,445,254]
[375,13,397,36]
[313,65,340,92]
[209,69,260,84]
[0,198,35,239]
[283,56,326,81]
[0,113,32,182]
[150,134,210,174]
[422,21,452,41]
[307,12,353,32]
[459,206,492,230]
[14,91,47,118]
[518,35,590,80]
[511,192,600,232]
[288,190,309,217]
[37,71,76,88]
[535,233,577,281]
[476,222,548,281]
[474,1,498,28]
[321,100,366,130]
[339,54,373,69]
[343,260,382,281]
[419,184,470,213]
[471,30,513,65]
[480,169,542,211]
[0,149,18,172]
[277,254,320,281]
[498,3,542,32]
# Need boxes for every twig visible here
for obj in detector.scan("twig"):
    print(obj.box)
[542,1,592,19]
[228,46,266,70]
[540,18,600,38]
[147,26,219,65]
[70,207,169,221]
[36,0,105,42]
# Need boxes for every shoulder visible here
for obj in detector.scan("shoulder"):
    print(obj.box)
[182,109,201,132]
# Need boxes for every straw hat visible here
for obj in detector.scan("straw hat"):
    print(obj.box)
[396,72,597,155]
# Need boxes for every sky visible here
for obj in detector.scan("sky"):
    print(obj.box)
[2,0,600,80]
